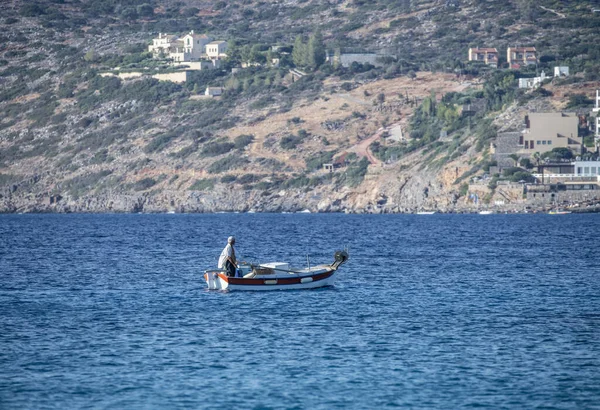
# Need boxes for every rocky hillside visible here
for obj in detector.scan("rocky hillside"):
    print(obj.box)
[1,0,599,213]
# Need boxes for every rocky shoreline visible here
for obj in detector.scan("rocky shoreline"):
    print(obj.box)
[2,189,598,215]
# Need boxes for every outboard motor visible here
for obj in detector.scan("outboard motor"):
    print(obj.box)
[331,250,349,270]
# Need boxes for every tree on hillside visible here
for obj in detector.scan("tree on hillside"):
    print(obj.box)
[306,30,326,71]
[292,36,306,68]
[293,31,326,71]
[226,39,242,66]
[422,91,437,117]
[137,4,154,18]
[542,147,573,160]
[566,93,593,109]
[119,7,138,21]
[84,49,98,62]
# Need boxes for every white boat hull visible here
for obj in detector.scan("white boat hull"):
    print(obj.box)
[204,270,337,291]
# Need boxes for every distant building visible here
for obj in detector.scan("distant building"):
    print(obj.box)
[176,32,212,61]
[520,112,581,155]
[507,46,538,69]
[573,160,600,177]
[205,86,224,97]
[148,33,180,56]
[468,47,499,67]
[206,41,228,60]
[554,66,569,77]
[518,71,548,89]
[326,51,385,68]
[149,32,226,63]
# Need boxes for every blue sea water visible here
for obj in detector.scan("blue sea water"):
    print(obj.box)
[1,213,599,409]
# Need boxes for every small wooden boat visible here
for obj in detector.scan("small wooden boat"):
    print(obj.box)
[204,251,349,291]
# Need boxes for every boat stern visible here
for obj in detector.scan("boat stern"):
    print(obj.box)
[205,271,229,290]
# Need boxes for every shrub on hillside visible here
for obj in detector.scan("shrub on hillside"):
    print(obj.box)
[201,141,235,157]
[565,93,593,109]
[280,133,304,149]
[145,132,177,154]
[134,178,157,191]
[189,178,215,191]
[542,147,573,160]
[234,134,254,150]
[305,151,335,171]
[221,175,237,183]
[340,157,369,187]
[62,170,112,198]
[237,173,261,184]
[208,155,249,174]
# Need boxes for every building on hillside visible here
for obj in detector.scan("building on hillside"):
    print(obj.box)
[520,112,581,155]
[468,47,499,67]
[507,46,538,69]
[179,31,212,61]
[554,66,569,77]
[206,41,228,60]
[171,60,221,70]
[574,160,600,176]
[205,87,224,97]
[518,71,548,89]
[149,32,226,63]
[326,51,385,68]
[148,33,180,56]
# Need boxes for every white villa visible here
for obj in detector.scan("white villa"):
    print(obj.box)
[206,41,228,60]
[148,31,227,63]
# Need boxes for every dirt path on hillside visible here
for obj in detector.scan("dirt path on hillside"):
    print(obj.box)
[540,5,566,18]
[345,127,391,165]
[338,93,372,106]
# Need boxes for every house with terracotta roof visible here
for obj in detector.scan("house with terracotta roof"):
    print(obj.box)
[507,46,538,69]
[468,47,499,67]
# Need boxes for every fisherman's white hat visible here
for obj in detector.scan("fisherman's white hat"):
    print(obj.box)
[228,236,235,243]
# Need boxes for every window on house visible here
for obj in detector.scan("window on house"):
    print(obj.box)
[548,140,552,145]
[525,141,529,149]
[577,167,582,175]
[542,141,547,145]
[537,141,541,145]
[584,167,590,174]
[592,167,597,175]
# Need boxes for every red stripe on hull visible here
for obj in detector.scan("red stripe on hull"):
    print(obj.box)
[215,270,335,286]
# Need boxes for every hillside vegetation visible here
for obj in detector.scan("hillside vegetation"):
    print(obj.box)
[1,0,599,212]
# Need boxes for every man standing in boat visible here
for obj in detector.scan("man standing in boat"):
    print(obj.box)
[218,236,237,277]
